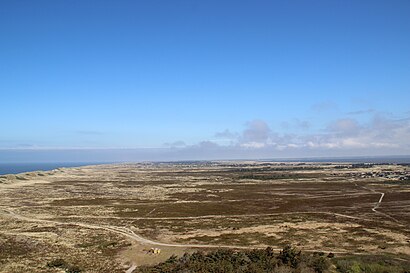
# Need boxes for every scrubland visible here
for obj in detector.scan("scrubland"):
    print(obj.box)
[0,161,409,272]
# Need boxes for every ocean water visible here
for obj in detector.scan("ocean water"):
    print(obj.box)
[0,162,103,175]
[1,156,409,175]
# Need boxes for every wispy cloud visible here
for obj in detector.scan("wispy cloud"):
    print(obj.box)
[347,109,375,115]
[163,140,186,148]
[203,114,410,155]
[326,118,360,136]
[214,129,238,139]
[240,120,271,148]
[281,119,310,130]
[2,114,410,161]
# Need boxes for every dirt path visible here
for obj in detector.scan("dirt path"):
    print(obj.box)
[353,182,400,223]
[0,209,351,254]
[125,264,137,273]
[0,209,265,250]
[51,211,373,222]
[372,192,385,212]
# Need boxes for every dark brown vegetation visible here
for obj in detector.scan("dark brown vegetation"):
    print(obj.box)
[136,246,332,273]
[0,162,409,272]
[136,245,410,273]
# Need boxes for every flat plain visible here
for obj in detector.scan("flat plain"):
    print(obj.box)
[0,161,409,272]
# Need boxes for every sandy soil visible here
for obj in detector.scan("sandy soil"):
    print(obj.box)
[1,161,409,272]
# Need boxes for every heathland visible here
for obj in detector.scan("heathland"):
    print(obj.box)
[0,161,409,272]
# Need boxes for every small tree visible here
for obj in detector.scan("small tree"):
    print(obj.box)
[278,245,301,268]
[312,256,330,273]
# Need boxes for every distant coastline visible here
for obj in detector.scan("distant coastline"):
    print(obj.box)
[1,155,409,176]
[0,162,107,175]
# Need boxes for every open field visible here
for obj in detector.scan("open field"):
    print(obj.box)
[0,161,409,272]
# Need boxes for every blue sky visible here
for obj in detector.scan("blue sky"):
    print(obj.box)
[1,0,410,161]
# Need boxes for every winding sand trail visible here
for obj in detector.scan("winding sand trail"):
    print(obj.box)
[48,211,372,222]
[125,264,137,273]
[0,209,352,254]
[372,192,385,212]
[353,182,400,223]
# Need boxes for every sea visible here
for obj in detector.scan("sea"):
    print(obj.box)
[0,162,106,175]
[1,156,409,175]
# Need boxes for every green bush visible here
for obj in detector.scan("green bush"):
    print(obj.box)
[336,258,408,273]
[136,246,330,273]
[66,265,82,273]
[312,256,331,273]
[278,245,301,268]
[46,258,82,273]
[47,258,67,268]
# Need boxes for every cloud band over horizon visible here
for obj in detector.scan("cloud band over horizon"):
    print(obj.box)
[2,112,409,162]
